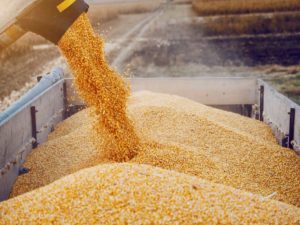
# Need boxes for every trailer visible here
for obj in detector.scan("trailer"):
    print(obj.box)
[0,67,299,201]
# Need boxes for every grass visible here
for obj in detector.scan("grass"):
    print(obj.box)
[269,74,300,104]
[192,0,300,16]
[191,0,300,104]
[201,12,300,36]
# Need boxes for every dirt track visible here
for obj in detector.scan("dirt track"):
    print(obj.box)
[0,1,299,110]
[121,3,300,77]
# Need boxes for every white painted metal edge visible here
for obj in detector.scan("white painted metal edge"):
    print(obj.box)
[65,77,258,106]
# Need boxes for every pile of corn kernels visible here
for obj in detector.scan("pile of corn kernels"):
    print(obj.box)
[11,91,300,207]
[3,13,300,224]
[2,164,300,224]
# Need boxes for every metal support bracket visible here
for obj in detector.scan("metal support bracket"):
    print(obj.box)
[37,76,42,82]
[30,106,38,148]
[63,81,68,119]
[282,135,289,148]
[259,85,264,122]
[18,167,30,176]
[288,108,295,149]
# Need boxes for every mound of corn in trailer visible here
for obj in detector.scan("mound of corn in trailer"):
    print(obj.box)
[0,0,299,222]
[0,68,299,224]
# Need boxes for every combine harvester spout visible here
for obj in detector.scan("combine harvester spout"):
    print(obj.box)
[0,0,89,50]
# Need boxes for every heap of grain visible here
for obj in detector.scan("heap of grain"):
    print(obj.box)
[11,92,300,207]
[58,13,140,162]
[4,10,300,223]
[2,164,300,224]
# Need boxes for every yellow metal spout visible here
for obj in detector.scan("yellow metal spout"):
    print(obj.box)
[0,0,89,51]
[57,0,77,13]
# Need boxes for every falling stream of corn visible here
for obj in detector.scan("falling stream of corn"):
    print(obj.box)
[58,13,140,162]
[0,13,300,224]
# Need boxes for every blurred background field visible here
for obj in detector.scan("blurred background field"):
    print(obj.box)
[0,0,299,111]
[191,0,300,103]
[192,0,300,15]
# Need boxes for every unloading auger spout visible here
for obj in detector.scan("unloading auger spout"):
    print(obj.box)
[0,0,89,50]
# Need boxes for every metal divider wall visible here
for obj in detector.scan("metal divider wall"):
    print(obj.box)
[2,74,299,202]
[0,69,65,201]
[65,77,258,106]
[258,80,300,153]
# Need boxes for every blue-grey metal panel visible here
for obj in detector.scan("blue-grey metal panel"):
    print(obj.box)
[258,80,300,153]
[0,68,64,201]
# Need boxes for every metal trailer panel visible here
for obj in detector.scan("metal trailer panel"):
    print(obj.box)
[34,82,65,144]
[0,79,64,201]
[65,77,258,106]
[0,107,32,169]
[0,161,22,204]
[130,77,257,105]
[258,80,300,152]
